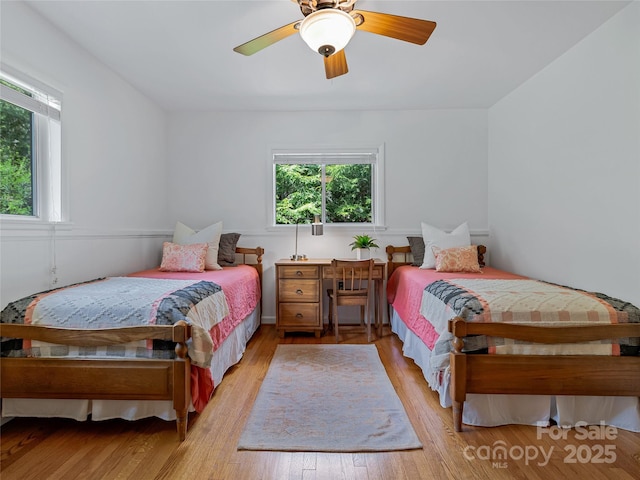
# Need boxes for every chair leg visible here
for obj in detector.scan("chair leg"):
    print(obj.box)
[360,306,365,327]
[376,292,382,338]
[366,300,371,343]
[334,301,339,344]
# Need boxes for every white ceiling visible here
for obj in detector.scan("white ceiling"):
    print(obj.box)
[24,0,631,112]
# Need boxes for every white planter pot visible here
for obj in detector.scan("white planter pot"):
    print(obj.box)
[355,248,370,260]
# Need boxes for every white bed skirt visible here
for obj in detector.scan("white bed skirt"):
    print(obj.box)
[1,306,261,422]
[390,307,640,432]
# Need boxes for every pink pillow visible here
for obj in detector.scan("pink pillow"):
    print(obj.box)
[159,242,208,272]
[432,245,481,273]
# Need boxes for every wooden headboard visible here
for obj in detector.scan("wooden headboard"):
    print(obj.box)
[386,244,486,278]
[235,246,264,286]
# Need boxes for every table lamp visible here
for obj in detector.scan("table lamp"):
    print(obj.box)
[291,215,323,261]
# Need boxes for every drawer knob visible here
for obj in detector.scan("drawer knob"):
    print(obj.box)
[296,313,303,318]
[296,270,303,276]
[296,289,303,295]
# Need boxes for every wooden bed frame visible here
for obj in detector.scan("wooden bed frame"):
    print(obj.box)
[0,246,264,442]
[386,244,640,432]
[448,319,640,431]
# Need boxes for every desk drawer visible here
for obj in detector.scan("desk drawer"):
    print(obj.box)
[278,279,319,302]
[278,303,321,327]
[278,265,319,279]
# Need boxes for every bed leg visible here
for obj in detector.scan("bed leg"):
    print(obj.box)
[176,410,188,441]
[452,400,464,432]
[449,347,467,433]
[173,331,191,442]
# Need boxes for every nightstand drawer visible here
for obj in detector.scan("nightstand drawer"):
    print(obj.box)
[278,303,321,327]
[278,279,319,302]
[278,265,319,279]
[275,260,324,338]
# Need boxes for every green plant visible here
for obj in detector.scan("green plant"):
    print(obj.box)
[349,234,379,250]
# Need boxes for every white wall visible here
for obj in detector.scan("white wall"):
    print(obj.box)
[0,3,490,323]
[168,109,489,321]
[1,2,170,306]
[488,3,640,305]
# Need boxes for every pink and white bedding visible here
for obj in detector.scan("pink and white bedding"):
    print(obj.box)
[388,266,524,352]
[129,265,260,355]
[129,265,261,410]
[1,265,261,420]
[387,265,640,431]
[388,266,523,395]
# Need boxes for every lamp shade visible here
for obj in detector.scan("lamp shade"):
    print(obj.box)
[299,9,356,56]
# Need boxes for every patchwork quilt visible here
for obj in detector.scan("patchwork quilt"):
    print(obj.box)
[420,277,640,390]
[0,276,229,369]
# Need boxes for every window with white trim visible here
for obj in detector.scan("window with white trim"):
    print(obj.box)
[0,66,62,222]
[271,146,384,226]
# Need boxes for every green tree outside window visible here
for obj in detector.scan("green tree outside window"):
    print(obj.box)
[275,163,372,225]
[0,96,34,216]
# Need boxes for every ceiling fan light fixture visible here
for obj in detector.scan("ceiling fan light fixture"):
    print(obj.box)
[299,9,356,57]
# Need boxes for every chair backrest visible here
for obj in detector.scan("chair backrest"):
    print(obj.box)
[330,259,375,304]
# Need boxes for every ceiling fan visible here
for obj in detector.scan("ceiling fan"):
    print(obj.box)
[233,0,436,79]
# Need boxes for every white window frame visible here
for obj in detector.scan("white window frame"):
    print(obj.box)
[269,145,385,228]
[1,64,64,225]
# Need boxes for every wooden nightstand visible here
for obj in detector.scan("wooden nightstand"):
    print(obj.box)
[275,258,387,339]
[275,260,323,338]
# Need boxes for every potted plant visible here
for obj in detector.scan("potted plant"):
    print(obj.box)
[350,234,379,260]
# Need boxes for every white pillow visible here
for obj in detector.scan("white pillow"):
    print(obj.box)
[420,221,470,269]
[172,221,223,270]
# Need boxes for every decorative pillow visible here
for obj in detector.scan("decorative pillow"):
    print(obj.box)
[407,236,425,267]
[420,221,471,269]
[159,242,208,272]
[218,232,241,266]
[172,221,223,270]
[432,245,481,273]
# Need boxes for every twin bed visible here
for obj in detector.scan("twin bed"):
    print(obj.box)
[386,244,640,432]
[0,246,264,441]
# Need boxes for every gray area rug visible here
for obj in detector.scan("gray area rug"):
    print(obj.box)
[237,344,422,452]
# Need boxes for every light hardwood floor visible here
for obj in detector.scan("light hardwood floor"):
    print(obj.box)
[1,325,639,479]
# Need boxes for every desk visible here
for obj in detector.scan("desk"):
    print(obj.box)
[275,258,386,338]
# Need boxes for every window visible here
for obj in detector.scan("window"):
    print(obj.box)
[0,66,62,222]
[272,146,385,227]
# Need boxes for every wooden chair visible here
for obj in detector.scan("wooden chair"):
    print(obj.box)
[327,259,375,343]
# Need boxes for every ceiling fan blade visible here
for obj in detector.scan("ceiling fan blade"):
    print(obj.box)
[353,10,436,45]
[324,50,348,79]
[233,20,300,56]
